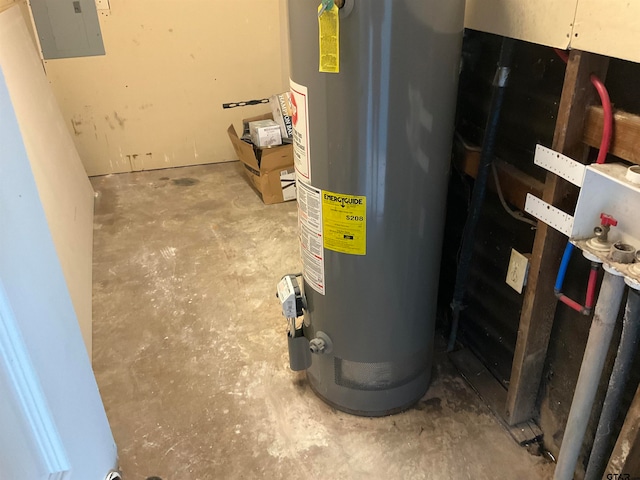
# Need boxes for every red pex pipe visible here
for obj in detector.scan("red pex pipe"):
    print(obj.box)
[585,264,600,310]
[554,48,569,64]
[553,48,613,165]
[589,74,613,164]
[559,294,587,313]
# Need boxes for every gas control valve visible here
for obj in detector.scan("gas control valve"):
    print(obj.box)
[276,275,311,371]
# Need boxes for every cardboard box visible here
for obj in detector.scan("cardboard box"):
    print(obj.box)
[228,113,296,205]
[249,119,282,147]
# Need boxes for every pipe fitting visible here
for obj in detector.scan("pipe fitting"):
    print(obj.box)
[609,242,636,264]
[555,291,592,316]
[309,331,333,355]
[625,275,640,291]
[336,0,355,16]
[587,214,618,253]
[309,338,325,354]
[625,165,640,185]
[587,227,612,252]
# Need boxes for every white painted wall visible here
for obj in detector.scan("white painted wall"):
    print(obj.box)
[40,0,639,177]
[44,0,291,176]
[0,6,95,357]
[0,0,16,10]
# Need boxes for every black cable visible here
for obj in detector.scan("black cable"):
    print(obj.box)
[447,37,517,352]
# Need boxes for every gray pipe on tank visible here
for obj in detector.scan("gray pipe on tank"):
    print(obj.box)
[553,269,627,480]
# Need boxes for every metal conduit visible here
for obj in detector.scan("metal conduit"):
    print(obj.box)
[584,287,640,480]
[554,270,627,480]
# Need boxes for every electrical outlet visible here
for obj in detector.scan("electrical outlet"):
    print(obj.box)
[506,249,530,294]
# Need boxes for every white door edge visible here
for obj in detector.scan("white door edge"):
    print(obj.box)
[0,280,71,478]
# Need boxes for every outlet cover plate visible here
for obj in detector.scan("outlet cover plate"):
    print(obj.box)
[506,249,529,294]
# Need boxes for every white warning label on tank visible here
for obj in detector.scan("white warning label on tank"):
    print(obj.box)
[297,178,325,295]
[290,79,311,181]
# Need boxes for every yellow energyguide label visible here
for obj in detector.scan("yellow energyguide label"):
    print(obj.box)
[321,190,366,255]
[318,4,339,73]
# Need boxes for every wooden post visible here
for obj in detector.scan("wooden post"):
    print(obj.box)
[505,50,609,425]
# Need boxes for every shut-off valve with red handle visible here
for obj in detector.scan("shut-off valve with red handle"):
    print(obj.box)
[554,213,618,315]
[589,213,618,253]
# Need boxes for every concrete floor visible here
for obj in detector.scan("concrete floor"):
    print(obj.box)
[91,162,553,480]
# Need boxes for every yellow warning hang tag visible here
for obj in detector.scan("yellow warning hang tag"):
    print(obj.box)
[322,190,366,255]
[318,4,339,73]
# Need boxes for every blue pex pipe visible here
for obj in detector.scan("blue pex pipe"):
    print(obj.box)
[555,242,575,293]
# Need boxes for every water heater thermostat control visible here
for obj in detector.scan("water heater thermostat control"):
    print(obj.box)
[276,275,305,320]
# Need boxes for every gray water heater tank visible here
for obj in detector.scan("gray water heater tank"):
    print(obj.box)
[287,0,464,416]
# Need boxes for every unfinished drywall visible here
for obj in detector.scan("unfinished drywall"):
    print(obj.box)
[43,0,291,176]
[571,0,640,64]
[0,6,95,359]
[465,0,640,63]
[464,0,578,49]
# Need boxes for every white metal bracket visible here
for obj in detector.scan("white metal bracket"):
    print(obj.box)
[534,144,586,187]
[524,194,574,237]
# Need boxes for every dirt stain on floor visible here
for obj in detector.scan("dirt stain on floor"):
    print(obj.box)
[171,178,199,187]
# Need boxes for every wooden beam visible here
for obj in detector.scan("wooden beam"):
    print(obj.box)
[584,106,640,165]
[494,160,545,211]
[453,141,545,211]
[505,50,610,425]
